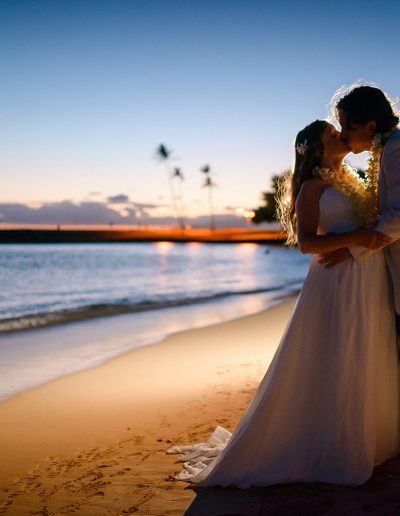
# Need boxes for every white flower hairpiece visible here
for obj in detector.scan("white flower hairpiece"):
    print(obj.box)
[296,139,308,156]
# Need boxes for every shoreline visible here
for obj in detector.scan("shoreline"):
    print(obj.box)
[0,284,299,336]
[0,227,286,244]
[2,295,400,515]
[0,297,297,513]
[0,289,297,402]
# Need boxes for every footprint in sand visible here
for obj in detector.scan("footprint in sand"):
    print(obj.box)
[109,468,132,477]
[133,435,145,445]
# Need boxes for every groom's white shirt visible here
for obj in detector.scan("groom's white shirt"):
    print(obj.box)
[350,128,400,314]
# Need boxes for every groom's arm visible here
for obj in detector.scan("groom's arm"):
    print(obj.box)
[349,138,400,262]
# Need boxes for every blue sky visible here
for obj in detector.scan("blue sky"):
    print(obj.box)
[1,0,399,225]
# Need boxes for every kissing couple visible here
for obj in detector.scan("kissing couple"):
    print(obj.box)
[167,83,400,488]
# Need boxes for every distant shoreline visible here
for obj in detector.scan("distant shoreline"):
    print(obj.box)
[0,227,286,244]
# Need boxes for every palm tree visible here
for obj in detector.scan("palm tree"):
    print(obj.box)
[200,164,217,231]
[251,172,287,224]
[173,167,184,180]
[155,144,185,230]
[172,167,187,228]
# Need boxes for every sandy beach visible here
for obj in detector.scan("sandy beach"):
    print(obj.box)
[1,297,400,516]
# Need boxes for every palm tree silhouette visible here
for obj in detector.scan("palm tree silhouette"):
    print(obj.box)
[173,167,184,180]
[200,164,217,231]
[155,144,185,230]
[172,167,187,228]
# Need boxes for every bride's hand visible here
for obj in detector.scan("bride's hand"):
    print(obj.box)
[354,227,392,249]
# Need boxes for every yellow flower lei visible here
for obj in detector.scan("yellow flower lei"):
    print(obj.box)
[312,162,376,224]
[312,129,398,224]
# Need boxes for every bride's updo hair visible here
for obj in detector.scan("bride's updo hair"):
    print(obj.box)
[276,119,328,246]
[332,83,399,133]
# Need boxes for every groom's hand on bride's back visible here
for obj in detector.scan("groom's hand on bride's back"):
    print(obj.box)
[319,248,352,268]
[354,227,393,250]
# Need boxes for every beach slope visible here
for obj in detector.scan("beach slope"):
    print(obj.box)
[1,297,399,515]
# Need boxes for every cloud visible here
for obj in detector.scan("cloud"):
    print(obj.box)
[105,194,166,212]
[0,201,274,228]
[0,202,137,225]
[107,194,131,204]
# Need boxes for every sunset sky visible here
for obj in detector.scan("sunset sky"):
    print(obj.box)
[1,0,400,226]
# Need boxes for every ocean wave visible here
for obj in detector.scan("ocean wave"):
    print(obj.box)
[0,284,301,334]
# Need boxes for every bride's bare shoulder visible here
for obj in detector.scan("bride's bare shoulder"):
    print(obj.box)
[296,178,328,207]
[299,177,327,194]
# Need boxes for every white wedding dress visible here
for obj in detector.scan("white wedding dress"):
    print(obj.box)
[167,187,400,488]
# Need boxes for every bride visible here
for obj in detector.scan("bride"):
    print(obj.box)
[167,119,400,488]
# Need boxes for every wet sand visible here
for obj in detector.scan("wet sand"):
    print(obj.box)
[1,297,400,515]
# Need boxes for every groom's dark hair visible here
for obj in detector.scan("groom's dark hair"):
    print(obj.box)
[336,86,399,133]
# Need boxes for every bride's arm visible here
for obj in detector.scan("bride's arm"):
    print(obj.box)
[295,179,391,255]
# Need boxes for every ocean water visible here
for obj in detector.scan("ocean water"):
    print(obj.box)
[0,242,310,332]
[0,242,311,400]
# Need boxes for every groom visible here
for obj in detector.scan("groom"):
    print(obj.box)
[319,85,400,341]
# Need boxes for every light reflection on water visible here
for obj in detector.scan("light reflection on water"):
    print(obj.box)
[0,242,311,327]
[0,242,312,400]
